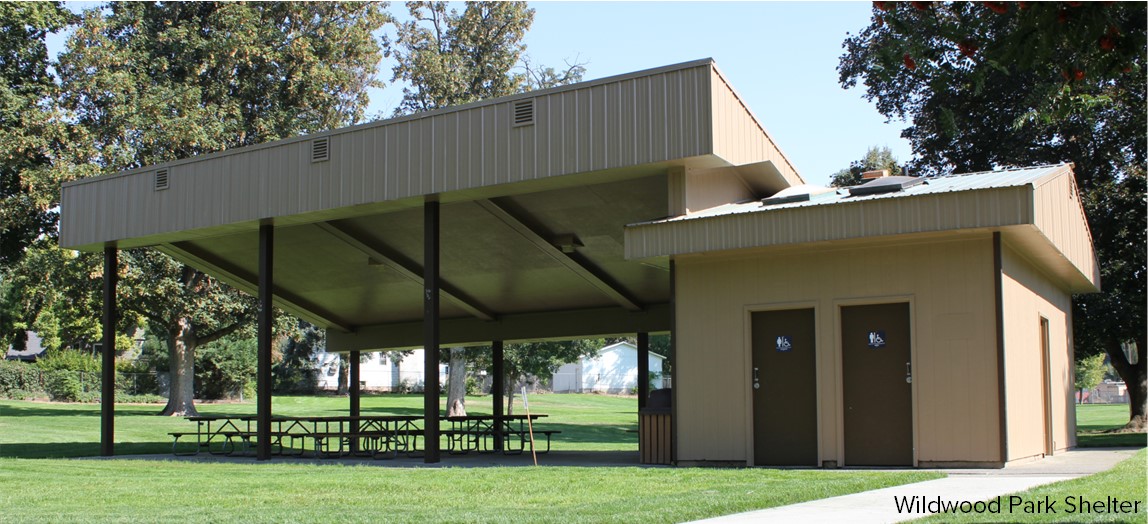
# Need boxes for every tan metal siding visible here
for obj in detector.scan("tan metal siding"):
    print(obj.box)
[626,187,1034,259]
[1000,243,1077,459]
[683,167,755,213]
[60,62,716,250]
[674,237,1000,465]
[709,66,802,185]
[1033,173,1100,288]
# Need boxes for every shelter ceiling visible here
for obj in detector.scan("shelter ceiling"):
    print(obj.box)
[166,175,672,332]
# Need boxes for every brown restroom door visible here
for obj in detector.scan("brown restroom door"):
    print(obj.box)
[752,308,817,466]
[841,302,913,466]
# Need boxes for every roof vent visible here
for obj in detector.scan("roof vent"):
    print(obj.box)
[311,137,330,163]
[861,169,890,180]
[760,184,836,206]
[848,176,925,197]
[762,193,811,206]
[154,169,169,191]
[513,99,535,127]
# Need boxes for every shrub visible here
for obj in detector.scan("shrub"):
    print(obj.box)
[44,370,84,402]
[115,393,166,404]
[0,360,45,396]
[196,336,256,400]
[5,389,43,401]
[35,349,101,373]
[116,360,159,395]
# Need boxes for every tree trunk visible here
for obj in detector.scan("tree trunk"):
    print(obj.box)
[1106,335,1146,431]
[336,354,349,396]
[504,378,520,416]
[1102,335,1148,429]
[160,317,199,417]
[446,347,467,417]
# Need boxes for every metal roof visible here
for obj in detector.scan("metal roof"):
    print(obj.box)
[624,164,1099,293]
[58,59,804,350]
[639,164,1069,224]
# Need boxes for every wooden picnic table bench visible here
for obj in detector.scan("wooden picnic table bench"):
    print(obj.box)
[173,414,424,458]
[442,414,557,455]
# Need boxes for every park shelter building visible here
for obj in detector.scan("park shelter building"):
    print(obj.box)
[59,59,1099,467]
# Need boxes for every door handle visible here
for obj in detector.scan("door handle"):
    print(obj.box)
[753,367,760,390]
[905,362,912,384]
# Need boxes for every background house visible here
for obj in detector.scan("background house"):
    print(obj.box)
[4,332,45,362]
[552,341,666,394]
[314,349,446,392]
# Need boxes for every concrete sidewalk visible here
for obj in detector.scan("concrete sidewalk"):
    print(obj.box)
[692,448,1141,524]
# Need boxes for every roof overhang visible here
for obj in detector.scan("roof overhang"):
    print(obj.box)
[58,59,805,351]
[626,165,1100,294]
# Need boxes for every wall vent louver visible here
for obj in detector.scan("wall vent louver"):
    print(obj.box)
[513,99,535,126]
[154,169,169,191]
[311,137,330,163]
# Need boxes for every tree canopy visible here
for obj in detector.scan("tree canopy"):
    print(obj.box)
[0,2,73,267]
[389,1,534,115]
[840,1,1146,428]
[829,145,903,187]
[24,1,391,416]
[468,339,601,414]
[388,0,585,414]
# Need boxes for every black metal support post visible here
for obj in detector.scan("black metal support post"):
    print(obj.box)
[492,340,504,451]
[669,259,677,464]
[637,332,650,409]
[100,246,117,457]
[257,223,274,460]
[350,351,361,416]
[423,201,441,463]
[350,350,361,453]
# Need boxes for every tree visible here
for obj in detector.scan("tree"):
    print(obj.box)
[195,333,258,400]
[274,321,324,394]
[0,2,73,269]
[388,0,585,415]
[388,1,534,115]
[1075,353,1106,404]
[829,145,903,187]
[839,1,1146,428]
[0,239,105,352]
[469,339,600,415]
[55,2,390,416]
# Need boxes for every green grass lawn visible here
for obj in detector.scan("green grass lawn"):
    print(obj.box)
[916,448,1147,523]
[1075,404,1147,448]
[0,393,641,458]
[0,393,944,523]
[0,460,944,524]
[1,396,1142,523]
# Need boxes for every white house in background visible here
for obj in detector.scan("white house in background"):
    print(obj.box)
[314,349,447,392]
[552,341,666,394]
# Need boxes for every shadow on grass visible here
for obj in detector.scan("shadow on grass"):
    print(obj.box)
[0,403,169,418]
[0,441,173,459]
[534,422,638,445]
[1077,432,1146,448]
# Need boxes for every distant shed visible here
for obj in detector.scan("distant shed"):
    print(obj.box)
[553,341,666,393]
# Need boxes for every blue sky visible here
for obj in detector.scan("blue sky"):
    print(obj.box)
[392,2,913,186]
[49,2,910,186]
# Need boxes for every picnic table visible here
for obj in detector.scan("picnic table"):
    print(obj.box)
[443,414,557,455]
[171,414,422,458]
[170,413,559,458]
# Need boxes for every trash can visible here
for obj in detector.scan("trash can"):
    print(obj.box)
[639,388,672,465]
